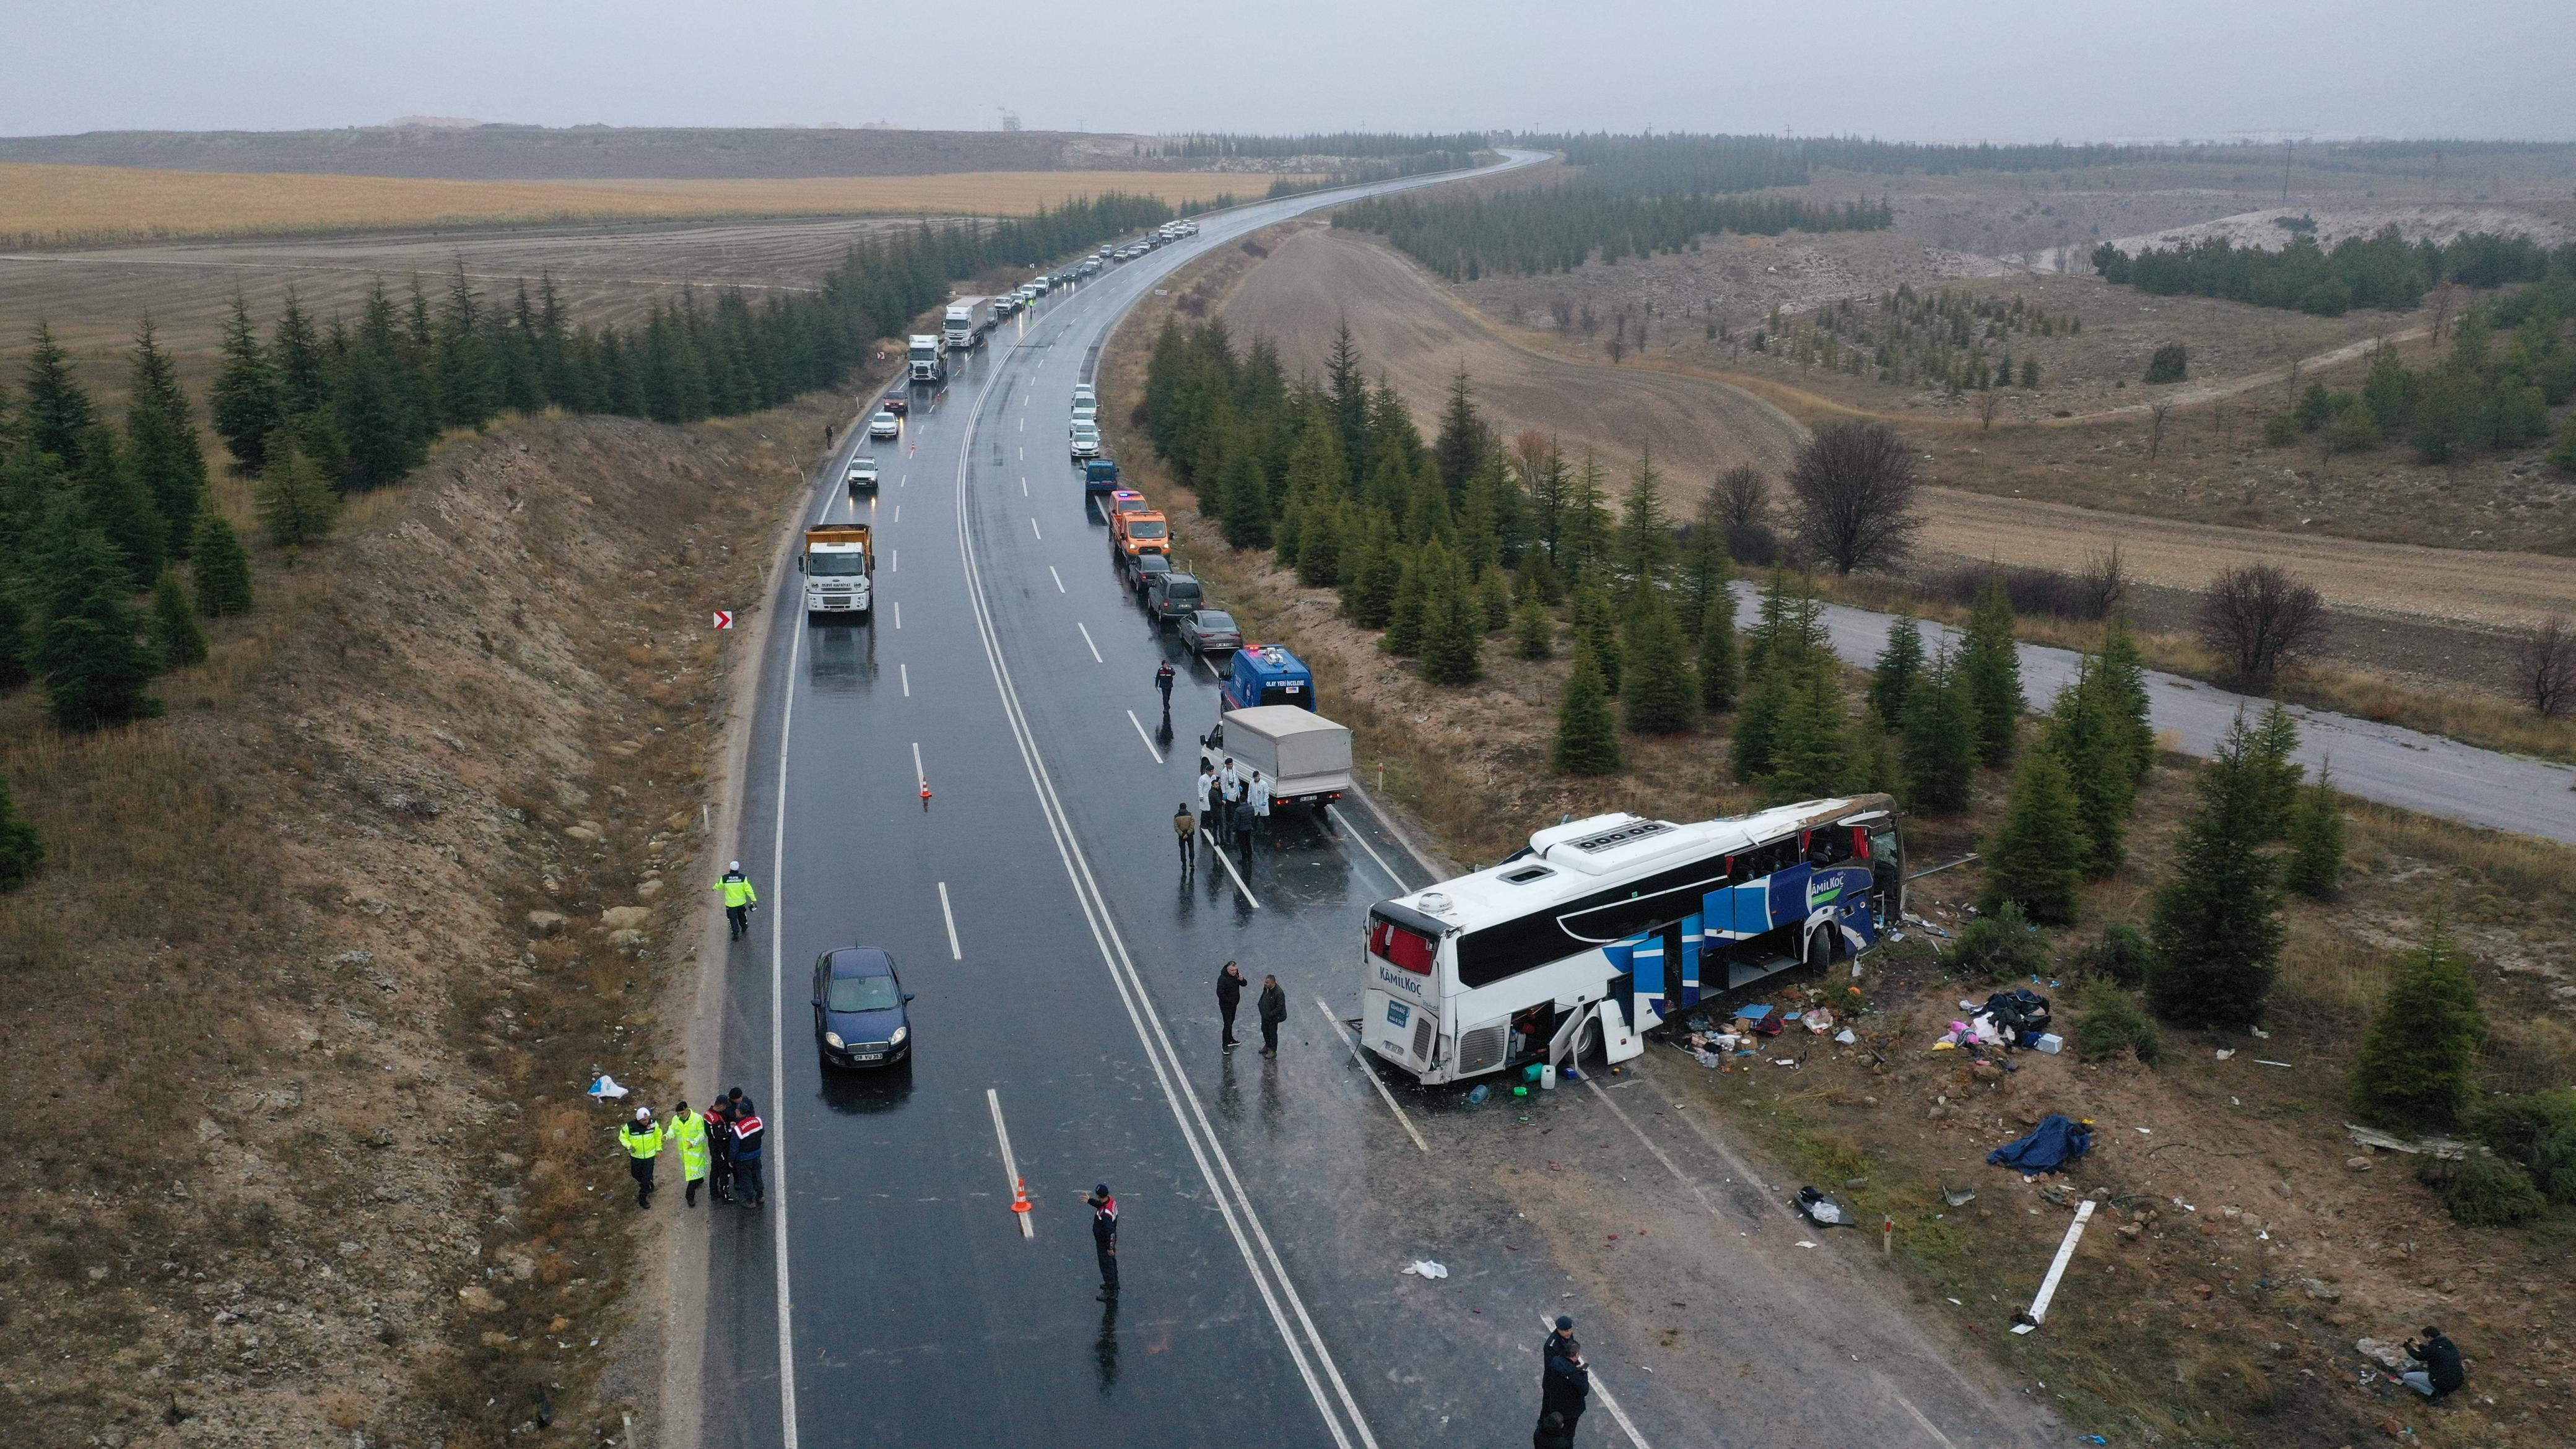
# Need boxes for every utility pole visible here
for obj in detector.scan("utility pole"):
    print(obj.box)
[2281,137,2294,206]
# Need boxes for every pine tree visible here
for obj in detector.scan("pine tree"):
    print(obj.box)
[1677,524,1733,639]
[1981,751,2087,925]
[1477,566,1514,633]
[19,320,99,466]
[150,567,207,668]
[1417,546,1485,686]
[1699,594,1739,711]
[209,294,284,474]
[0,767,41,892]
[1558,450,1611,581]
[1552,645,1622,775]
[0,580,30,692]
[189,509,255,617]
[255,437,339,549]
[74,424,166,589]
[33,516,163,730]
[2040,659,2136,877]
[2099,616,2156,780]
[1959,574,2024,765]
[1295,494,1344,586]
[1571,583,1620,694]
[1866,609,1925,725]
[1513,594,1554,658]
[1381,547,1430,655]
[1761,662,1850,802]
[124,317,207,558]
[1430,367,1486,502]
[2245,698,2304,840]
[1621,591,1697,734]
[1900,647,1978,814]
[1852,707,1901,795]
[271,288,328,417]
[1351,516,1404,627]
[2145,711,2286,1027]
[2282,762,2346,900]
[2347,922,2485,1134]
[1731,651,1798,783]
[1613,450,1674,593]
[1217,438,1273,549]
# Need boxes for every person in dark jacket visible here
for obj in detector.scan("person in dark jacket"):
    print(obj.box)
[1533,1409,1576,1449]
[2403,1326,2465,1401]
[1257,974,1288,1057]
[727,1092,767,1207]
[1155,660,1175,715]
[1216,960,1247,1051]
[1541,1319,1590,1443]
[1086,1183,1120,1300]
[1173,803,1197,872]
[703,1098,734,1203]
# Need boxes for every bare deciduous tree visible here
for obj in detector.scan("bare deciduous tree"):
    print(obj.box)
[1784,421,1924,575]
[2074,544,2129,620]
[2518,614,2576,718]
[1550,297,1573,331]
[2147,398,2174,459]
[1975,390,2002,430]
[1705,465,1769,533]
[1580,303,1598,338]
[1605,333,1627,365]
[2196,564,2327,688]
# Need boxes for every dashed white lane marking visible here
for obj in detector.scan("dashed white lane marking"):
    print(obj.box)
[900,663,910,698]
[1313,999,1427,1153]
[1534,1317,1654,1449]
[1022,477,1029,497]
[1049,566,1066,593]
[1200,828,1262,909]
[890,549,899,574]
[892,601,900,630]
[986,1089,1033,1239]
[894,505,901,523]
[1324,804,1406,894]
[1030,517,1043,541]
[1076,620,1103,663]
[937,882,961,960]
[1126,709,1165,764]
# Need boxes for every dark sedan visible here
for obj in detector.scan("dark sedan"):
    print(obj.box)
[811,947,914,1070]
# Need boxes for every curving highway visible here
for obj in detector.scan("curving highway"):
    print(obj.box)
[693,153,2058,1449]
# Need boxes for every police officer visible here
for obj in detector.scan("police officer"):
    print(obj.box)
[704,1096,735,1203]
[1155,660,1175,716]
[727,1092,767,1207]
[617,1107,664,1209]
[1086,1183,1120,1300]
[715,862,757,941]
[668,1100,710,1208]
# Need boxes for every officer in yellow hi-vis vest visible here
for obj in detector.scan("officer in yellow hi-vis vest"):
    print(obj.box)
[617,1106,664,1209]
[715,862,758,941]
[668,1100,710,1209]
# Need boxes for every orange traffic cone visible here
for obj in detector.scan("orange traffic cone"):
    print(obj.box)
[1010,1178,1032,1216]
[920,778,933,812]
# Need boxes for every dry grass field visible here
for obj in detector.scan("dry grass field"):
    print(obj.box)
[0,162,1312,247]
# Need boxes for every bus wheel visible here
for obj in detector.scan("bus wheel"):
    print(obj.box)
[1804,925,1833,974]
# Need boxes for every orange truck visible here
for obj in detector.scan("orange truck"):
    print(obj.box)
[1112,508,1170,565]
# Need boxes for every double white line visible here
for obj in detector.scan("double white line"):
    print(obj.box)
[951,360,1382,1449]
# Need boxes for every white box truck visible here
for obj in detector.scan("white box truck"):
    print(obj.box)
[1199,706,1354,811]
[908,334,946,383]
[943,297,991,352]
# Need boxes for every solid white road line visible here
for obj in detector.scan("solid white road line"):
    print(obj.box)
[938,882,961,960]
[1201,829,1262,909]
[1313,999,1427,1154]
[1126,709,1166,764]
[952,394,1357,1446]
[1534,1316,1653,1449]
[1195,651,1221,680]
[911,740,925,788]
[1030,516,1043,541]
[1076,620,1103,663]
[1049,565,1066,593]
[768,612,804,1449]
[986,1089,1033,1239]
[900,663,910,698]
[1324,804,1407,894]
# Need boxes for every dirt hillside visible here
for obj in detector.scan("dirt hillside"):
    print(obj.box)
[1216,224,2576,633]
[0,399,832,1448]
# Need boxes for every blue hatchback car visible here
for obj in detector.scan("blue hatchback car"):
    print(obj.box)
[811,947,914,1070]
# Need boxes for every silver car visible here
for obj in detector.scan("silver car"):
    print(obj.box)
[1177,609,1243,655]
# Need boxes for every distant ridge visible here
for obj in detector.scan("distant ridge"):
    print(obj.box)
[0,125,1158,180]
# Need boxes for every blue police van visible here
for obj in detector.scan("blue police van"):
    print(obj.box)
[1222,645,1315,712]
[1083,458,1120,493]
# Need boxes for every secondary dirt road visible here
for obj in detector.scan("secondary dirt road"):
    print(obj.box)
[1219,225,2576,630]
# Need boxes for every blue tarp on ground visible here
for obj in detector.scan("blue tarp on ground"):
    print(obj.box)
[1988,1113,2093,1174]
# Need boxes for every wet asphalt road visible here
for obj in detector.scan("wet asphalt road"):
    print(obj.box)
[691,155,2064,1449]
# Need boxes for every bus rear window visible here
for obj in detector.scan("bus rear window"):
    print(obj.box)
[1368,918,1435,974]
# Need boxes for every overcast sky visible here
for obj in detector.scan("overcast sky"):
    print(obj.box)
[7,0,2573,142]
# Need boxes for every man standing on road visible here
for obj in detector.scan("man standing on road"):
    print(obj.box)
[1155,660,1175,716]
[727,1092,767,1207]
[1216,960,1247,1051]
[617,1107,663,1210]
[703,1096,734,1203]
[1541,1318,1591,1444]
[1217,756,1243,845]
[1194,762,1217,846]
[669,1099,710,1208]
[1086,1183,1120,1300]
[1173,803,1196,874]
[1242,770,1271,864]
[1258,973,1287,1058]
[715,862,757,941]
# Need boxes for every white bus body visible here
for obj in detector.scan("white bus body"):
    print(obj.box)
[1360,799,1903,1086]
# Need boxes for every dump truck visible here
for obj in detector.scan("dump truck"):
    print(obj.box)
[799,523,874,619]
[1198,707,1353,812]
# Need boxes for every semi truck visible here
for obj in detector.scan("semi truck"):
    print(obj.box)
[1199,707,1353,812]
[908,334,945,383]
[798,523,874,619]
[943,298,992,352]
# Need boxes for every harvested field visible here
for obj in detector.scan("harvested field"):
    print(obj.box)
[0,162,1305,248]
[1218,224,2576,637]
